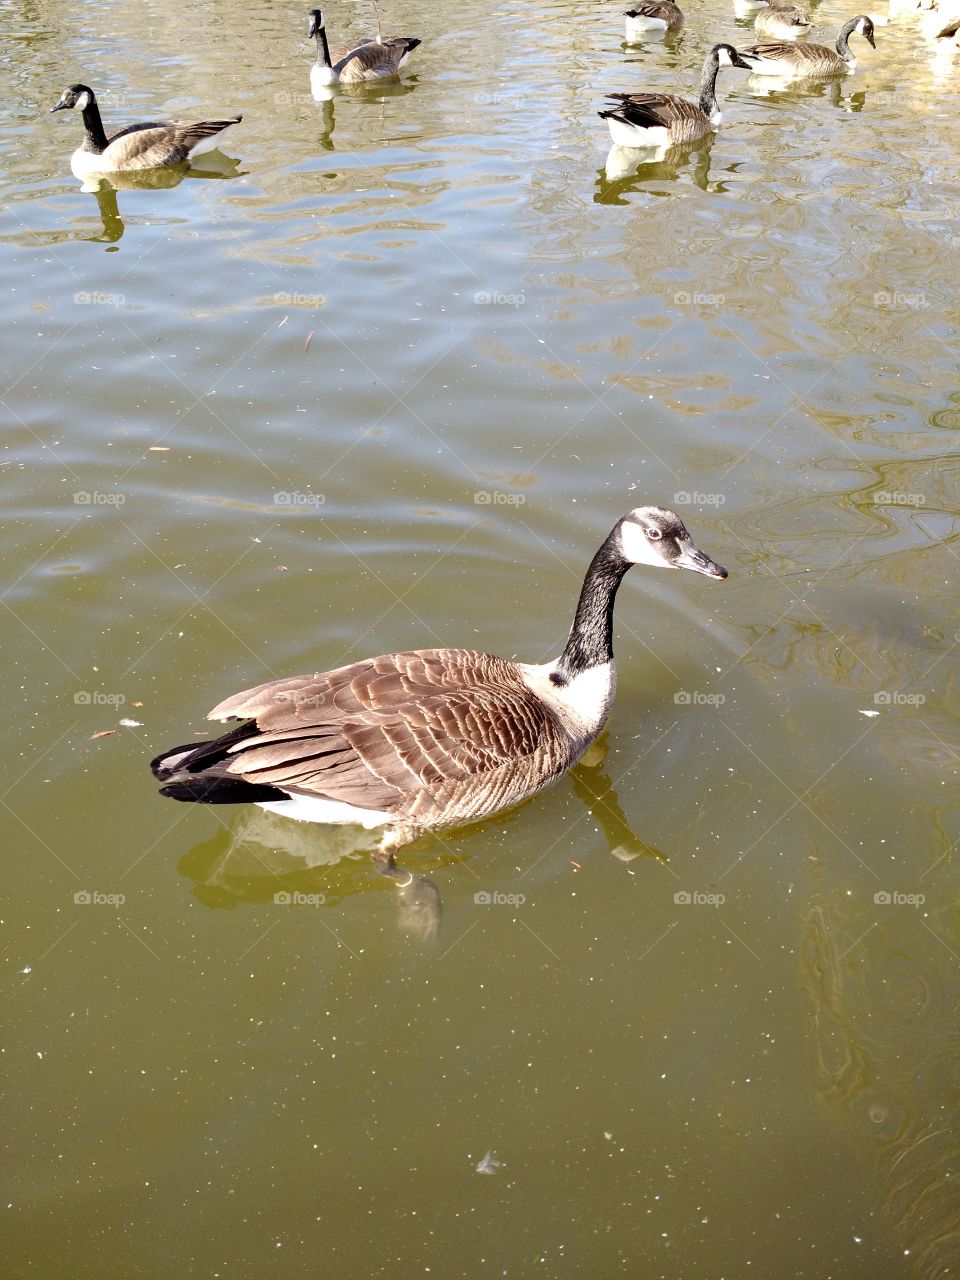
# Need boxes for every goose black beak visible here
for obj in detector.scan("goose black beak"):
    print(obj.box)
[731,51,756,71]
[50,100,68,113]
[675,539,728,579]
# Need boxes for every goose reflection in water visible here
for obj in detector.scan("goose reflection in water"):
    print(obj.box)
[596,137,715,201]
[77,153,246,242]
[307,76,419,155]
[176,738,666,946]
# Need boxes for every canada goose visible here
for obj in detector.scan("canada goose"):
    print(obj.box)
[741,14,875,74]
[753,2,813,37]
[307,8,421,88]
[599,44,754,150]
[50,84,240,180]
[151,507,727,868]
[624,1,685,39]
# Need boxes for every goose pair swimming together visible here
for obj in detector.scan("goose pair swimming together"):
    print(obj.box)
[152,508,727,870]
[601,15,876,151]
[50,6,421,178]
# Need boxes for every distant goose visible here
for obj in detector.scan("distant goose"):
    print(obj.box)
[307,8,421,88]
[741,14,875,74]
[624,1,685,39]
[50,84,240,180]
[599,44,754,150]
[754,2,813,37]
[152,507,727,868]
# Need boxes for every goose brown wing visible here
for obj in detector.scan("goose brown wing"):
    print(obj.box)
[624,2,675,16]
[744,39,828,61]
[603,91,697,129]
[335,37,420,80]
[207,649,557,809]
[103,118,239,168]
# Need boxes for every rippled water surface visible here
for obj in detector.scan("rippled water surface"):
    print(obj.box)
[4,0,960,1276]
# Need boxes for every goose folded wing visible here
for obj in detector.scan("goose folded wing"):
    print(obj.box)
[336,38,418,76]
[207,650,553,806]
[104,119,237,167]
[745,39,808,56]
[603,92,695,129]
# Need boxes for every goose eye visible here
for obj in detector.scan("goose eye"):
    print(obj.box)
[646,528,662,540]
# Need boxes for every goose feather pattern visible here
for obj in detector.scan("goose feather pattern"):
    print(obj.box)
[599,44,754,148]
[50,84,240,176]
[152,508,727,862]
[308,9,421,86]
[742,14,876,74]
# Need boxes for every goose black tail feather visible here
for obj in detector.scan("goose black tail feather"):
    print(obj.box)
[150,721,261,781]
[159,776,289,805]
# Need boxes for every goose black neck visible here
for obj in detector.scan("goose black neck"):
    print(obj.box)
[79,91,108,153]
[316,28,332,67]
[697,51,721,119]
[836,17,858,58]
[552,534,630,685]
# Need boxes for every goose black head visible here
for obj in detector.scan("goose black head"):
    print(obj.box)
[710,43,757,71]
[50,84,95,113]
[307,8,324,37]
[857,14,877,47]
[617,506,728,579]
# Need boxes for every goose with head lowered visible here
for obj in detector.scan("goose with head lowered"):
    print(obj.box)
[50,84,241,180]
[599,44,754,151]
[151,508,727,871]
[624,1,686,40]
[753,2,813,38]
[741,14,875,74]
[307,8,421,88]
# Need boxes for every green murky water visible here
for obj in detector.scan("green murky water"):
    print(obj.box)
[3,0,960,1275]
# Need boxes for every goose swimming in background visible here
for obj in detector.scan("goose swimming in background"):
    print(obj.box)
[307,8,421,88]
[624,1,685,39]
[151,508,727,869]
[741,14,875,74]
[753,2,813,37]
[50,84,240,180]
[599,44,754,151]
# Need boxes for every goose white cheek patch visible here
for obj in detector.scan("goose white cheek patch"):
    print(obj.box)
[619,520,671,568]
[76,91,90,110]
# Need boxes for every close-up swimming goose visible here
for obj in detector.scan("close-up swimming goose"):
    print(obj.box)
[50,84,241,180]
[624,1,685,39]
[741,14,875,74]
[599,44,754,150]
[754,2,813,38]
[151,508,727,868]
[307,8,421,88]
